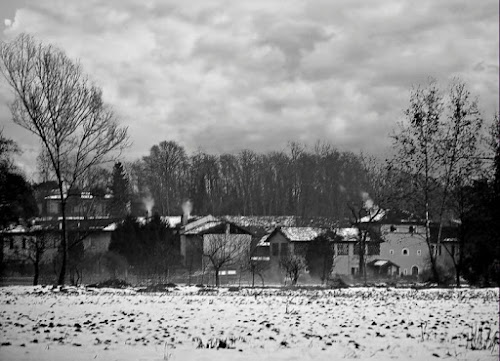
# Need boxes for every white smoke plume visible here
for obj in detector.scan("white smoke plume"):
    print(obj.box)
[182,199,193,218]
[143,196,154,217]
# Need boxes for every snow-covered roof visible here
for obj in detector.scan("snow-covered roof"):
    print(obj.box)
[368,259,400,269]
[360,209,386,223]
[103,223,118,231]
[1,224,29,233]
[280,227,326,242]
[257,234,271,246]
[183,215,218,232]
[223,215,297,229]
[45,194,62,200]
[162,216,182,227]
[183,220,225,235]
[336,227,359,240]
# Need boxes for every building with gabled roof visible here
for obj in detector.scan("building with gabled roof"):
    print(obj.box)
[179,215,253,275]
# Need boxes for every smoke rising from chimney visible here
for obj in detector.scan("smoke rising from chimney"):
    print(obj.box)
[182,199,193,218]
[143,196,154,217]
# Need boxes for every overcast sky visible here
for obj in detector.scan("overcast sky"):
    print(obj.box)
[0,0,498,178]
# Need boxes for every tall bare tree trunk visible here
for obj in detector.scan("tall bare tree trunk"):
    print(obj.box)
[57,191,67,286]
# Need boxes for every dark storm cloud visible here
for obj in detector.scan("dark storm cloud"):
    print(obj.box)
[0,0,497,177]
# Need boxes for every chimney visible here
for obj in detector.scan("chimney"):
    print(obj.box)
[181,199,192,227]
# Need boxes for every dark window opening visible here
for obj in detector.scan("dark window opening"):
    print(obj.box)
[409,226,414,234]
[337,244,349,256]
[354,243,362,255]
[271,243,279,257]
[367,243,380,255]
[280,243,288,258]
[390,225,396,232]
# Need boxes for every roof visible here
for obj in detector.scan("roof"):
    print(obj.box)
[183,215,218,233]
[255,226,364,246]
[280,227,326,242]
[257,234,271,246]
[222,215,297,229]
[183,220,225,235]
[1,217,120,234]
[360,209,386,223]
[336,227,359,240]
[367,259,400,268]
[181,215,253,236]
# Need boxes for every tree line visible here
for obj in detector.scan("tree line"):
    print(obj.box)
[126,141,373,220]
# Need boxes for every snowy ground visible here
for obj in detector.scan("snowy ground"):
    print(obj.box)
[0,286,498,361]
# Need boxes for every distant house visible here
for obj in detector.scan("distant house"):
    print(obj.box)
[331,227,383,277]
[1,218,117,266]
[256,226,325,266]
[379,222,459,279]
[1,189,120,276]
[179,215,253,274]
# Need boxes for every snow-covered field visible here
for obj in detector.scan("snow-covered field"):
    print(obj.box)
[0,286,498,361]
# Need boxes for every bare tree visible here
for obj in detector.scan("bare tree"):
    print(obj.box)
[347,155,390,284]
[0,34,129,285]
[202,232,250,287]
[242,247,269,287]
[0,128,19,170]
[143,141,188,215]
[280,249,307,286]
[389,79,485,284]
[434,80,483,262]
[388,80,445,283]
[26,230,55,285]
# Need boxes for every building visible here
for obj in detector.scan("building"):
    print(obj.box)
[1,189,119,280]
[379,222,459,279]
[252,215,460,282]
[179,215,254,275]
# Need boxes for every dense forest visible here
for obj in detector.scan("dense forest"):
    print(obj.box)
[128,142,375,219]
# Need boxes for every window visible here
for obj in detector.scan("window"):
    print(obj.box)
[367,243,380,255]
[389,249,394,255]
[411,266,419,276]
[409,226,414,234]
[390,225,396,232]
[337,243,349,256]
[280,243,288,257]
[354,243,361,255]
[351,267,358,275]
[271,243,279,257]
[402,248,409,256]
[417,250,421,256]
[403,269,407,275]
[48,201,59,215]
[294,243,307,255]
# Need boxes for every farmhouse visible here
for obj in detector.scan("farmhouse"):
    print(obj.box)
[179,215,253,274]
[251,211,460,283]
[253,225,385,279]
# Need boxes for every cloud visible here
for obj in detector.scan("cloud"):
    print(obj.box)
[0,0,497,178]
